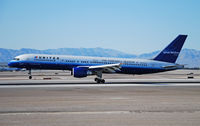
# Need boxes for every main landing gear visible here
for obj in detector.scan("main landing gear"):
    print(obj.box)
[28,69,32,79]
[94,78,105,83]
[94,71,105,83]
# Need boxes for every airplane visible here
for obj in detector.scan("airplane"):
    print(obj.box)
[8,35,187,83]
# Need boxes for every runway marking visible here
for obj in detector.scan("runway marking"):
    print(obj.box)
[0,83,200,88]
[0,111,131,116]
[1,109,200,116]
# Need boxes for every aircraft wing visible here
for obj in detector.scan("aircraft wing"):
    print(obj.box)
[79,63,122,73]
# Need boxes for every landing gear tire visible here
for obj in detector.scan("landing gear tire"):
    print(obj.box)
[28,69,32,79]
[95,78,98,82]
[95,78,105,83]
[97,79,101,83]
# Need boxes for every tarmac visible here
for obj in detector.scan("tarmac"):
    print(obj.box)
[0,70,200,126]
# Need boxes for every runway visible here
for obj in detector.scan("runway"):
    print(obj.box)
[0,79,200,89]
[0,70,200,126]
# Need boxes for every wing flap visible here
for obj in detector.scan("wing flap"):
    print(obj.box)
[88,63,121,69]
[89,63,121,73]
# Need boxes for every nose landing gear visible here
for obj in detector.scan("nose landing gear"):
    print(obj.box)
[28,69,32,79]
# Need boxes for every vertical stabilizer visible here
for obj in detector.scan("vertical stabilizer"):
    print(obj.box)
[153,35,187,63]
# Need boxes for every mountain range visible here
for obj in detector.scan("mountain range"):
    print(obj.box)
[0,48,199,68]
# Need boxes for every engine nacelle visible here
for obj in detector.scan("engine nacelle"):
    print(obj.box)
[72,67,89,78]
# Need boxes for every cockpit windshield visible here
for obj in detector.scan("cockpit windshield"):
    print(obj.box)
[13,58,20,61]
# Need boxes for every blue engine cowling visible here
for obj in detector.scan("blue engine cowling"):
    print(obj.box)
[72,67,89,78]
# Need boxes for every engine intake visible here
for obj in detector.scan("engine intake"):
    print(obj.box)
[72,67,89,78]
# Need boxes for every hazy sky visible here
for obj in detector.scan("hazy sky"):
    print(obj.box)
[0,0,199,54]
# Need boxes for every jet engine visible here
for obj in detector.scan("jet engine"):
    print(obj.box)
[72,67,92,78]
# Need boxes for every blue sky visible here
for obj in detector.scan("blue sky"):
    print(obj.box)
[0,0,199,54]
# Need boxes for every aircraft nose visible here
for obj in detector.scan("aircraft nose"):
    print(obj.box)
[8,61,19,67]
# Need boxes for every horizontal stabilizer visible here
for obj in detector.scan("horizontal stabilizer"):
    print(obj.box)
[162,64,184,69]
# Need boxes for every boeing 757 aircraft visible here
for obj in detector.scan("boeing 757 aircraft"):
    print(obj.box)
[8,35,187,83]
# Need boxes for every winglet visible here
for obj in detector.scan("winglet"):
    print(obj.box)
[153,35,187,63]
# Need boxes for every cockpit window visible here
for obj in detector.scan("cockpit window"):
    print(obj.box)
[13,58,20,61]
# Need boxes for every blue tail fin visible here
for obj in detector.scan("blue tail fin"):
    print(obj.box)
[153,35,187,63]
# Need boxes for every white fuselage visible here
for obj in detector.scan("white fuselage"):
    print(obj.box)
[9,54,177,74]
